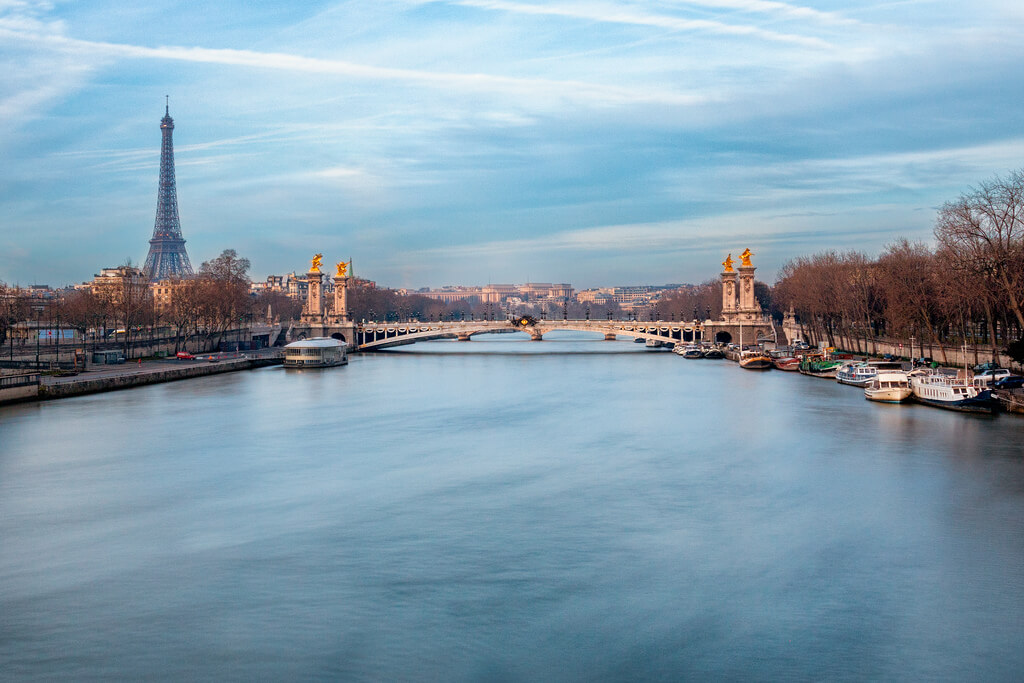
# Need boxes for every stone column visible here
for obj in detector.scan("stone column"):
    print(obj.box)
[738,265,757,313]
[303,270,323,320]
[721,271,737,314]
[334,276,348,322]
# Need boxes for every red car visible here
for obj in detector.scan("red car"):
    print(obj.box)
[175,351,195,360]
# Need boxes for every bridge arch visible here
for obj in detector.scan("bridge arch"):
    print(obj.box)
[355,320,707,350]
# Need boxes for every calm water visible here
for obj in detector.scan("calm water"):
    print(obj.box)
[3,332,1024,681]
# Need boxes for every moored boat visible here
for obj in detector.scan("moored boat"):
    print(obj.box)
[836,361,869,386]
[838,360,906,387]
[798,353,843,378]
[703,347,725,359]
[772,356,800,371]
[909,370,996,414]
[739,350,773,370]
[864,371,912,403]
[681,344,704,359]
[283,337,348,368]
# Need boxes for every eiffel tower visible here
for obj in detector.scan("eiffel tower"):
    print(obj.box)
[143,98,194,281]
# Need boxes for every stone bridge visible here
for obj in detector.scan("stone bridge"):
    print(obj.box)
[356,319,710,350]
[286,249,777,352]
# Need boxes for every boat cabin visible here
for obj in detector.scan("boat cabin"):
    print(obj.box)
[283,337,348,368]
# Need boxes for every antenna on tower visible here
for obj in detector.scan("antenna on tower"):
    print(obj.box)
[165,95,169,115]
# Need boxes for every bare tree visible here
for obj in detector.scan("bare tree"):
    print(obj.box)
[0,281,28,346]
[658,280,722,322]
[935,169,1024,328]
[874,240,950,362]
[253,290,302,322]
[196,249,253,349]
[59,288,104,341]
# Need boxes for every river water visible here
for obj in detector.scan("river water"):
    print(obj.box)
[3,333,1024,681]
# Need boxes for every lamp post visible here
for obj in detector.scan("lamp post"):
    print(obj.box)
[34,307,40,370]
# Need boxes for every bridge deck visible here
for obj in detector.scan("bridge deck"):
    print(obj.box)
[356,319,711,349]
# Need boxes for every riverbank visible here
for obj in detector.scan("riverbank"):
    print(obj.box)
[31,350,282,402]
[780,321,1019,370]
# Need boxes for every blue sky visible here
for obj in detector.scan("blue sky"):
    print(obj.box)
[2,1,1023,289]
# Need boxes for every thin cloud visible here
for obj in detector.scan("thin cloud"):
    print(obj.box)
[0,23,710,107]
[401,218,905,273]
[662,0,859,26]
[449,0,834,48]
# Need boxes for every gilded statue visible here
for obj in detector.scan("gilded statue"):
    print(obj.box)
[336,261,348,277]
[740,248,753,267]
[310,253,323,272]
[722,253,734,272]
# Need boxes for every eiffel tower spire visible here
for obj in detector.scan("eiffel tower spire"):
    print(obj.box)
[144,97,194,281]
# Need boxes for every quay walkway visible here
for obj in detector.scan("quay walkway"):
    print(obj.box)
[5,348,283,404]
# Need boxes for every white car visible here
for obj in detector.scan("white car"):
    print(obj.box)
[973,368,1011,386]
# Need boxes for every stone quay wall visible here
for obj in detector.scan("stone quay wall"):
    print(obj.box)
[39,357,281,401]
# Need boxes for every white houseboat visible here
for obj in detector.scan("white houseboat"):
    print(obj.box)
[863,370,912,403]
[283,337,348,368]
[909,370,995,414]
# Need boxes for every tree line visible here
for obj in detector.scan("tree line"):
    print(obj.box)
[1,250,258,354]
[773,169,1024,363]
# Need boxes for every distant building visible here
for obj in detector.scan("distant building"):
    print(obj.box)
[418,287,483,304]
[577,288,615,305]
[150,277,191,313]
[416,283,573,304]
[89,266,150,306]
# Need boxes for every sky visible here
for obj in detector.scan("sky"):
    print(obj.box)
[1,0,1023,289]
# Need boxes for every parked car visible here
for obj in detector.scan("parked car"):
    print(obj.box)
[974,361,1001,373]
[175,351,194,360]
[992,375,1024,390]
[974,368,1012,385]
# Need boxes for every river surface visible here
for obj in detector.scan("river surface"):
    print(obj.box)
[3,333,1024,681]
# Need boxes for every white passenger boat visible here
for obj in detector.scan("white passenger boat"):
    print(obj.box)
[864,371,912,403]
[909,370,995,414]
[283,337,348,368]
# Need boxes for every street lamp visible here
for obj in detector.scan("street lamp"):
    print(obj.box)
[34,306,41,370]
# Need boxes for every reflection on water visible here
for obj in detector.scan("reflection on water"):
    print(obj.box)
[3,333,1024,681]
